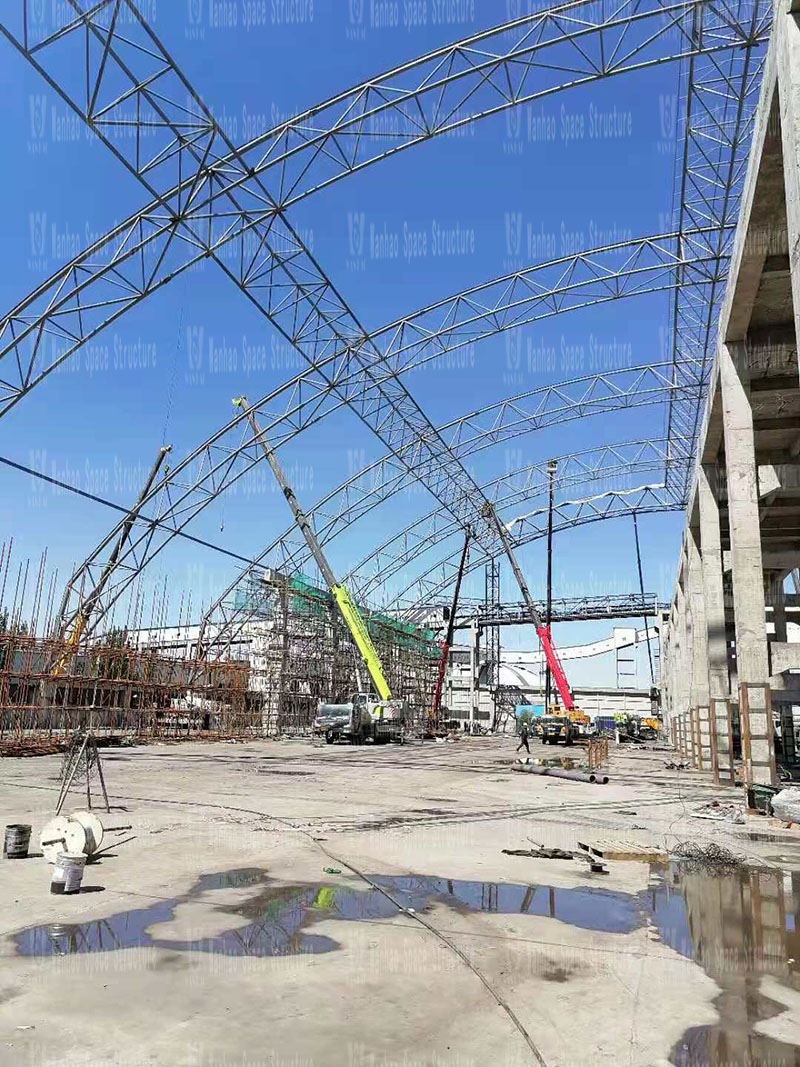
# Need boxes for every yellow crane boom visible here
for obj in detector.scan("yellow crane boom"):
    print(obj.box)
[233,397,392,702]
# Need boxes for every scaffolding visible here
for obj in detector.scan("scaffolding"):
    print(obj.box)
[0,547,440,751]
[229,572,439,734]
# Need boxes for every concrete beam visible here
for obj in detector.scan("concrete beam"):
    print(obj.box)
[778,4,800,386]
[722,53,781,343]
[758,464,800,498]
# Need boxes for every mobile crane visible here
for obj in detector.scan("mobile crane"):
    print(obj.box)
[233,398,407,745]
[483,503,589,746]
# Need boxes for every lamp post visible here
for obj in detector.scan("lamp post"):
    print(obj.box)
[544,458,557,714]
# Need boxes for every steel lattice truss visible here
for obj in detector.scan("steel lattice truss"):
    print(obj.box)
[58,354,699,634]
[200,437,686,659]
[449,592,666,630]
[395,484,683,612]
[484,559,501,693]
[664,0,769,494]
[1,0,502,562]
[0,0,769,628]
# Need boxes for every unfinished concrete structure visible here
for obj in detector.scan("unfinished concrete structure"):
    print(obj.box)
[662,4,800,788]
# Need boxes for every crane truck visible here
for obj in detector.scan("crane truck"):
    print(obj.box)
[482,503,589,747]
[233,398,408,746]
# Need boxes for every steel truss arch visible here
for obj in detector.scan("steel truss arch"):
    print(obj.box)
[664,9,767,493]
[200,439,686,659]
[55,270,702,636]
[2,0,500,565]
[51,224,713,637]
[205,357,698,624]
[393,486,683,614]
[0,0,767,413]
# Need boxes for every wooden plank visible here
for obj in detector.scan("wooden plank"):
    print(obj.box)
[578,839,668,862]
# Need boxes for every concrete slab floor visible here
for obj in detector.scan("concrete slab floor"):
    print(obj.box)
[1,736,799,1067]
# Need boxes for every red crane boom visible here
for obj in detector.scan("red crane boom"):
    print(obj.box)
[482,504,575,712]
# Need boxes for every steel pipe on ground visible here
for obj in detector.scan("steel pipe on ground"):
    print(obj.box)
[511,763,609,785]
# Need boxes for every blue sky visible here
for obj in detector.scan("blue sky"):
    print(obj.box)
[0,1,695,685]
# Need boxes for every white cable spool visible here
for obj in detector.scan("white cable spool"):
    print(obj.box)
[39,816,86,865]
[69,810,105,856]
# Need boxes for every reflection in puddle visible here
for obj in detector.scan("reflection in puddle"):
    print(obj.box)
[657,864,800,1067]
[12,863,800,1065]
[14,871,642,959]
[526,756,581,770]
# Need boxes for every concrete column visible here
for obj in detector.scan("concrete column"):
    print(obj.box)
[697,464,734,783]
[773,575,788,642]
[678,547,698,766]
[688,527,712,770]
[674,578,689,739]
[661,620,671,729]
[719,342,776,788]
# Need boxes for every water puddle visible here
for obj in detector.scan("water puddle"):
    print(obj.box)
[526,756,581,770]
[658,865,800,1066]
[14,870,642,959]
[12,862,800,1064]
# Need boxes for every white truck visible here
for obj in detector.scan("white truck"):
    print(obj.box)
[314,692,407,745]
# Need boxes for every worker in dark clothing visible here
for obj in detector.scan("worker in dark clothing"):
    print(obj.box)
[516,721,530,754]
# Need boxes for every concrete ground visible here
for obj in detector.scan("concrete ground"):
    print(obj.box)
[1,736,798,1067]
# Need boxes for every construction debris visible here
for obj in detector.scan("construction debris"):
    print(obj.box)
[689,800,745,823]
[672,841,746,873]
[502,846,574,860]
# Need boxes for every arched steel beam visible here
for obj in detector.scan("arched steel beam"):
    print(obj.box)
[0,0,767,412]
[52,226,715,634]
[200,439,686,659]
[664,10,766,494]
[201,357,698,636]
[2,2,502,590]
[56,262,704,637]
[346,445,685,601]
[393,485,683,613]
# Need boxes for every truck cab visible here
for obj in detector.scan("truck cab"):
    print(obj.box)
[539,707,591,746]
[314,692,408,744]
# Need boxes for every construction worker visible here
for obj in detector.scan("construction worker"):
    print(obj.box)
[516,720,530,754]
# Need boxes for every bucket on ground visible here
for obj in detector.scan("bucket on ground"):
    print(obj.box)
[4,824,32,859]
[50,852,86,895]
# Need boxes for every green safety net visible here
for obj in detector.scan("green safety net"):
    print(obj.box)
[233,575,438,656]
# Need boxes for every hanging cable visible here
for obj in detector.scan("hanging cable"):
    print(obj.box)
[0,454,252,566]
[632,512,655,686]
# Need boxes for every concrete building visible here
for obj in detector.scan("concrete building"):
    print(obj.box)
[661,5,800,788]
